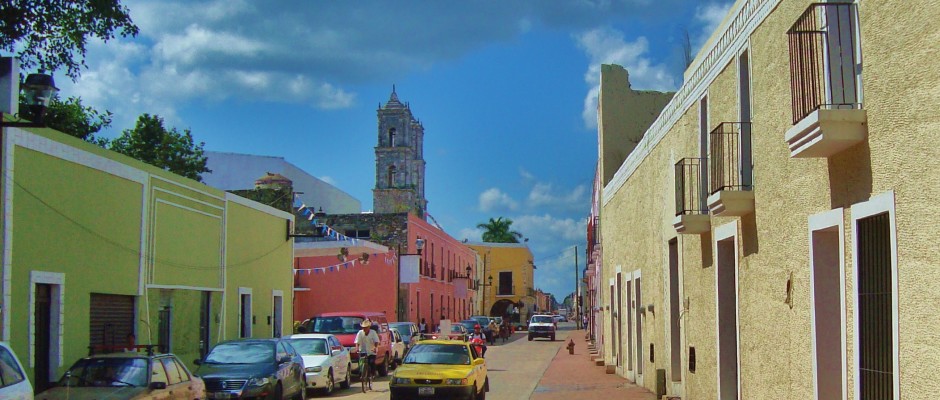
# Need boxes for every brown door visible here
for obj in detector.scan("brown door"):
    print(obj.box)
[34,284,52,393]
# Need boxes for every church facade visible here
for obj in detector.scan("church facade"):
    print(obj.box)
[373,86,428,218]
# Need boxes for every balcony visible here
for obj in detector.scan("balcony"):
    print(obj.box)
[673,158,711,234]
[785,2,867,158]
[497,285,514,296]
[707,122,754,216]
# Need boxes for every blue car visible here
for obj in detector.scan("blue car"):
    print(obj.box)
[195,339,305,399]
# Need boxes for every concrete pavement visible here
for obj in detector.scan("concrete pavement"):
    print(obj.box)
[532,328,656,400]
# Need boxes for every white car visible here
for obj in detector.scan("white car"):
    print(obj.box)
[287,334,351,395]
[528,315,557,341]
[0,342,32,400]
[389,328,406,366]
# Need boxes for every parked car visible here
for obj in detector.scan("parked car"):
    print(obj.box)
[389,339,488,400]
[388,322,420,349]
[528,314,557,341]
[287,333,351,395]
[456,320,479,333]
[195,339,305,400]
[469,315,491,328]
[0,342,31,400]
[36,346,205,400]
[428,324,468,341]
[552,315,568,323]
[389,329,407,366]
[297,312,393,376]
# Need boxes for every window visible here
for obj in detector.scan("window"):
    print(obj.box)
[388,128,396,146]
[160,358,184,385]
[498,272,513,296]
[150,360,169,384]
[0,347,25,388]
[387,165,397,188]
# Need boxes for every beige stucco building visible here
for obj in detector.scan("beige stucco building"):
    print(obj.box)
[592,1,940,399]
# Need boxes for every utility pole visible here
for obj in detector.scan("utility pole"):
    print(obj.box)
[575,245,580,329]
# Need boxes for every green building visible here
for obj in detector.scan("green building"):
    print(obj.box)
[0,115,295,392]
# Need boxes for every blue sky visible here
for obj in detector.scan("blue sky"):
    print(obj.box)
[51,0,733,301]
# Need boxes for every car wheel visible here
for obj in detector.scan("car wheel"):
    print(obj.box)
[378,353,390,376]
[270,382,283,400]
[528,335,533,341]
[551,335,556,341]
[340,363,351,389]
[322,369,334,394]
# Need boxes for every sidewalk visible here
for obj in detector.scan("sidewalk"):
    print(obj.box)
[530,329,657,400]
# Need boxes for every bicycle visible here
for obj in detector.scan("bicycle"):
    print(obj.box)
[359,353,376,393]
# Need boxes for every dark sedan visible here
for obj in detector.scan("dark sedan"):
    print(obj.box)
[195,339,305,399]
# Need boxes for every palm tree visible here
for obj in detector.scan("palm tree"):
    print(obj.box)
[476,217,523,243]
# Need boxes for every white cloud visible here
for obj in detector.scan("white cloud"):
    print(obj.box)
[527,183,588,211]
[512,214,585,246]
[457,227,483,243]
[693,2,735,51]
[478,188,520,212]
[576,26,677,129]
[63,0,696,132]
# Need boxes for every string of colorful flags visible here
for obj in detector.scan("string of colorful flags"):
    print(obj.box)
[293,197,366,245]
[292,251,397,275]
[292,196,397,276]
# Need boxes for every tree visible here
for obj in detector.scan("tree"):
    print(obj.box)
[476,217,523,243]
[109,114,211,182]
[0,0,139,79]
[20,94,112,146]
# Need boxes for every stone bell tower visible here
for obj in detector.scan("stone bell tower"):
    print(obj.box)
[373,86,427,218]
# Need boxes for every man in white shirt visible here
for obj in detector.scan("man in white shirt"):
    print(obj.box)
[355,320,380,374]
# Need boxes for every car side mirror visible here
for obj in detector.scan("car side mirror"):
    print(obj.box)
[331,349,342,356]
[150,381,168,390]
[472,358,485,365]
[279,355,292,363]
[193,358,203,365]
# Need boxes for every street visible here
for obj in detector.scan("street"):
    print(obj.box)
[303,323,575,400]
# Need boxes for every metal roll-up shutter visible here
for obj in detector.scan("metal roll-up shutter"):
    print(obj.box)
[90,293,136,348]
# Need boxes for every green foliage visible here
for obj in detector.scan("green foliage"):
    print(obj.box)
[19,94,112,146]
[229,187,293,213]
[476,217,523,243]
[109,114,210,182]
[0,0,139,79]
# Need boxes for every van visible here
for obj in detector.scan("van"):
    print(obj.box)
[298,312,393,376]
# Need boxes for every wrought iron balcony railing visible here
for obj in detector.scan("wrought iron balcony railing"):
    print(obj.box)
[709,122,753,194]
[675,158,708,216]
[787,2,860,124]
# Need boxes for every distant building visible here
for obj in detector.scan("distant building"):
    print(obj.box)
[373,86,428,218]
[292,87,475,326]
[464,243,535,323]
[202,151,361,214]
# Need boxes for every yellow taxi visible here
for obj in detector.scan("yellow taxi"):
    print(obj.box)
[389,339,489,400]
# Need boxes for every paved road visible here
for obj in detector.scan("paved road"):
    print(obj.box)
[304,322,578,400]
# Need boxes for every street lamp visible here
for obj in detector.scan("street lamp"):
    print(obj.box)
[1,71,59,127]
[397,237,425,321]
[479,275,493,317]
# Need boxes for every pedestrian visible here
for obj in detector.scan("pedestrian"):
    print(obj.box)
[469,324,487,357]
[122,333,137,352]
[487,319,499,345]
[419,318,428,334]
[354,320,380,390]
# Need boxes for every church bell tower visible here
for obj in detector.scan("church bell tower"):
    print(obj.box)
[373,86,427,217]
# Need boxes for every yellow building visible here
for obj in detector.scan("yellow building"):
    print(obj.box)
[594,1,940,399]
[466,243,535,323]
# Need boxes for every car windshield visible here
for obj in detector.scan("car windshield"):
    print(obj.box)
[403,344,471,365]
[286,339,328,356]
[306,316,364,334]
[205,342,274,364]
[60,357,148,387]
[531,316,554,324]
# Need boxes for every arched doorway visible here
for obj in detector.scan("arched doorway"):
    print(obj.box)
[489,299,518,322]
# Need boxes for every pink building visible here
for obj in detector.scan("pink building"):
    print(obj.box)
[293,213,477,329]
[293,240,397,323]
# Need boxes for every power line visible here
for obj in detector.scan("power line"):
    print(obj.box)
[10,175,292,271]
